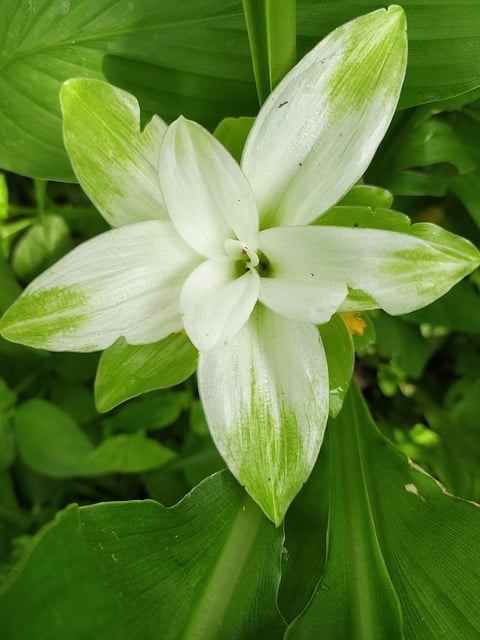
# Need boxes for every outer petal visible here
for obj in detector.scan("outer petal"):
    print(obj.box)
[180,258,260,351]
[198,305,329,526]
[158,117,259,257]
[61,79,167,227]
[259,225,480,323]
[241,6,407,227]
[0,221,199,351]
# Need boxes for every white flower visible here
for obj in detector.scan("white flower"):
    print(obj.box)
[1,7,479,524]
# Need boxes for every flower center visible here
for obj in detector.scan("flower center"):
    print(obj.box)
[224,238,259,270]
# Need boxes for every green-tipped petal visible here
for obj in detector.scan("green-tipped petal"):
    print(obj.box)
[198,306,329,525]
[159,117,259,257]
[259,225,479,322]
[242,6,407,227]
[181,257,260,351]
[61,79,167,227]
[0,221,199,352]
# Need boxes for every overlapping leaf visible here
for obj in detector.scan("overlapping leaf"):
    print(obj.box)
[0,471,286,639]
[2,1,480,179]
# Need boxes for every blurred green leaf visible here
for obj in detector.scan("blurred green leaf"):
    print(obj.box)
[373,312,436,379]
[95,335,197,413]
[319,314,354,417]
[287,383,480,639]
[0,256,21,313]
[0,174,7,219]
[0,471,286,639]
[11,214,73,282]
[111,391,189,433]
[314,206,410,231]
[403,279,480,333]
[242,0,296,103]
[88,432,176,473]
[14,399,98,477]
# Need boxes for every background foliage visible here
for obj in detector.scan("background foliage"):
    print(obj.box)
[1,1,480,638]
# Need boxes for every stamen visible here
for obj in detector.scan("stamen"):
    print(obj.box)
[224,239,259,269]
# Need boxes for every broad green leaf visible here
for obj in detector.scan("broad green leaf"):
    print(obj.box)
[319,314,354,417]
[88,432,176,473]
[278,445,329,622]
[0,0,257,180]
[14,399,98,477]
[11,214,73,283]
[95,334,197,413]
[242,0,296,103]
[287,383,480,639]
[4,2,480,179]
[0,472,286,639]
[296,2,480,110]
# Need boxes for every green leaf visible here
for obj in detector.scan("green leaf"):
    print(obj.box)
[372,312,435,379]
[314,205,411,232]
[242,0,296,103]
[11,214,73,282]
[0,0,257,180]
[213,116,255,163]
[88,432,176,473]
[0,174,7,219]
[0,256,21,313]
[402,279,480,334]
[296,2,480,110]
[319,314,354,417]
[338,184,394,209]
[0,472,286,639]
[287,383,480,639]
[95,334,197,413]
[14,399,98,478]
[5,2,480,179]
[112,391,189,432]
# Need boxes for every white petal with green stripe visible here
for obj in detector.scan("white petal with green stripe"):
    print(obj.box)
[0,221,199,351]
[241,6,407,228]
[258,225,480,322]
[61,79,167,227]
[197,305,329,525]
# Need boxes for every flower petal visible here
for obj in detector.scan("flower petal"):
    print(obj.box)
[180,258,260,351]
[258,225,480,322]
[61,79,167,227]
[0,221,199,351]
[158,117,259,257]
[198,306,329,525]
[241,6,407,227]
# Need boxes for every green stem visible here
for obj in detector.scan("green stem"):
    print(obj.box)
[242,0,296,105]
